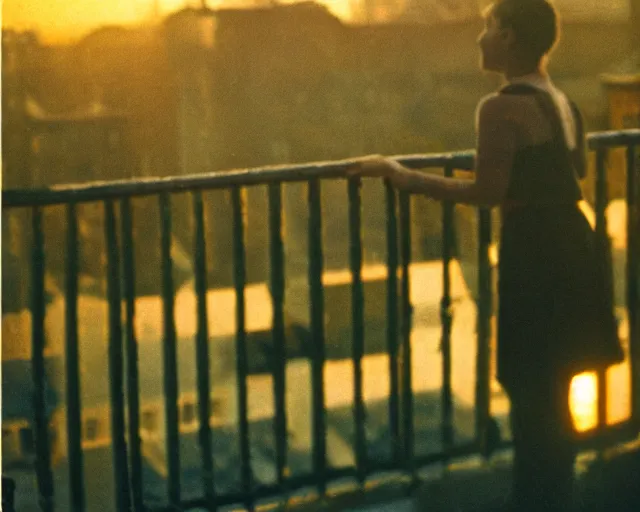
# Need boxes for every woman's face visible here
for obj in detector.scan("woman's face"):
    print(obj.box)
[477,12,510,73]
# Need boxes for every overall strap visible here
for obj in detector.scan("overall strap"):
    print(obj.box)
[499,83,540,95]
[500,82,567,142]
[500,83,585,181]
[529,91,586,182]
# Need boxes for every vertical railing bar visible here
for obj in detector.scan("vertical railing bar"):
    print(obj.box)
[595,147,609,429]
[120,197,145,512]
[2,476,16,512]
[348,178,367,484]
[398,192,414,477]
[30,206,55,512]
[159,193,181,508]
[104,199,132,512]
[440,165,455,457]
[475,208,492,456]
[231,186,253,509]
[308,178,327,494]
[191,191,217,508]
[626,144,640,425]
[268,183,288,491]
[65,202,86,511]
[384,180,401,466]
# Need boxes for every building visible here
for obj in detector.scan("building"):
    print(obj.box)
[26,103,131,187]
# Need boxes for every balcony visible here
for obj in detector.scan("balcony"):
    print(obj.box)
[2,130,640,512]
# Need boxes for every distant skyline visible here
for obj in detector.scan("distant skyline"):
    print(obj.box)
[1,0,356,42]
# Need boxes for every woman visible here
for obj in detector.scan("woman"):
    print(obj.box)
[348,0,623,510]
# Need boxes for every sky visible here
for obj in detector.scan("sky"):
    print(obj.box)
[1,1,632,44]
[1,0,356,42]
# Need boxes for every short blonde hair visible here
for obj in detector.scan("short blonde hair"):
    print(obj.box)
[486,0,560,62]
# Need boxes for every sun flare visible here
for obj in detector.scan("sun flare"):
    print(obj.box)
[569,372,598,432]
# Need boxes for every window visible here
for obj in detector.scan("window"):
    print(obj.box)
[141,408,159,434]
[2,428,13,452]
[83,418,100,442]
[181,402,196,425]
[19,427,35,455]
[622,113,640,129]
[210,397,223,418]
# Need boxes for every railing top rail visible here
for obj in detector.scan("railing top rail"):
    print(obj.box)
[1,151,474,208]
[3,129,639,208]
[587,129,640,148]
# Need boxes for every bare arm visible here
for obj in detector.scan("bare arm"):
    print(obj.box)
[390,95,518,206]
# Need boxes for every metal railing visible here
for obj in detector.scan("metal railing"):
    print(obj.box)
[2,129,640,512]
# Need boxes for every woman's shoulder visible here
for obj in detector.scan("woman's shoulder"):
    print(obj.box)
[475,92,531,124]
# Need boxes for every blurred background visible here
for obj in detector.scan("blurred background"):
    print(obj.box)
[2,1,638,510]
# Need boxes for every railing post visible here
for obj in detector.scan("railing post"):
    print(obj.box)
[308,178,327,494]
[595,147,611,430]
[475,208,492,457]
[191,191,216,508]
[30,206,55,512]
[348,177,367,485]
[2,477,16,512]
[441,165,455,457]
[384,180,401,465]
[158,193,181,509]
[231,186,253,509]
[120,197,145,512]
[398,192,414,478]
[65,202,86,511]
[628,143,640,426]
[268,183,289,493]
[104,200,132,512]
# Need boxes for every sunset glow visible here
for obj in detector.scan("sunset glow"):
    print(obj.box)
[3,0,159,29]
[2,0,355,43]
[570,372,598,432]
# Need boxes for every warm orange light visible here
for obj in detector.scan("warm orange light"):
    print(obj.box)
[3,1,200,42]
[258,0,354,21]
[569,372,598,432]
[2,0,356,44]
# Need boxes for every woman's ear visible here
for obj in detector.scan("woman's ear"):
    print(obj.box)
[501,27,516,47]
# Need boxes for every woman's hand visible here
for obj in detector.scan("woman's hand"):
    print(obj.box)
[345,154,403,181]
[345,155,451,198]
